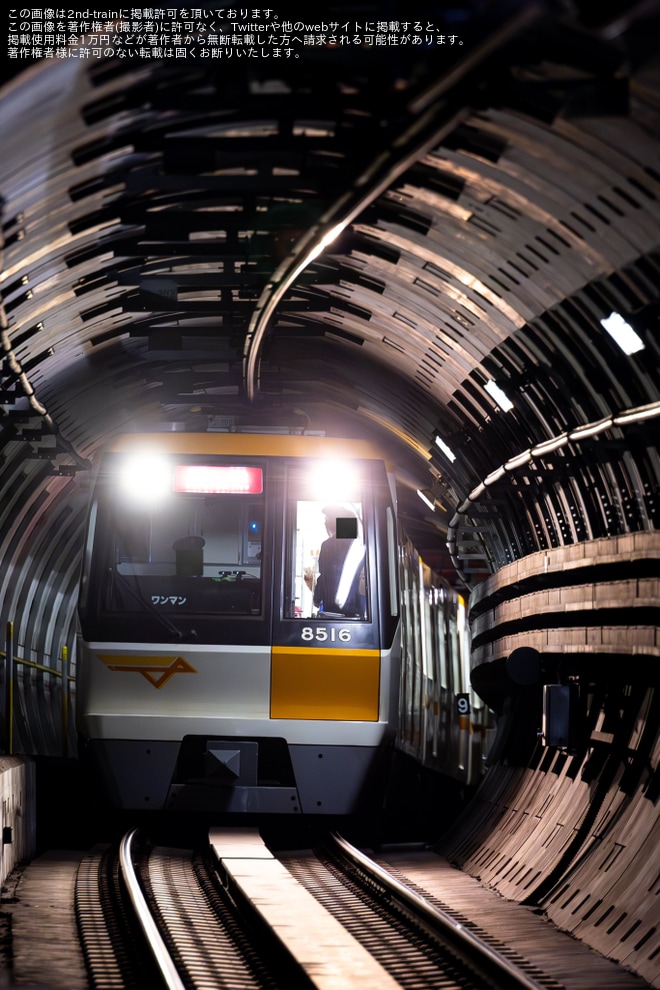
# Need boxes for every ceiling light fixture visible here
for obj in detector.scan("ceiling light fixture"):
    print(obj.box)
[484,379,514,412]
[434,435,457,461]
[416,489,436,511]
[600,311,645,355]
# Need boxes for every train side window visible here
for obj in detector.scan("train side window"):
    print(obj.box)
[285,500,368,620]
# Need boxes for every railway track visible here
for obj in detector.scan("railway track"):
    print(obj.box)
[76,830,289,990]
[280,832,553,990]
[74,827,564,990]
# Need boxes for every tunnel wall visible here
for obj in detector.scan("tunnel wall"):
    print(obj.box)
[470,530,659,663]
[439,531,659,986]
[0,21,656,985]
[0,758,36,887]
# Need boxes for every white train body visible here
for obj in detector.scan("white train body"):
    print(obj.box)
[76,432,486,815]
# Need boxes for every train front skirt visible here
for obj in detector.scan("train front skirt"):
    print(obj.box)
[82,732,393,815]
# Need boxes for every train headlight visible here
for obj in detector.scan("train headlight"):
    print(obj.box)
[117,453,172,503]
[310,459,361,501]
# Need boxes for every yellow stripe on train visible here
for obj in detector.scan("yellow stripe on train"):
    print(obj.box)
[270,646,380,721]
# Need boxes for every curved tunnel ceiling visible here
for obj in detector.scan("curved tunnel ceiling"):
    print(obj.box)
[0,1,659,661]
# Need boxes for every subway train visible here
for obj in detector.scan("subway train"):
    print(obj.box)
[76,431,490,815]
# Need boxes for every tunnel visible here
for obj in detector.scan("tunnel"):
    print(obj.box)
[0,1,658,986]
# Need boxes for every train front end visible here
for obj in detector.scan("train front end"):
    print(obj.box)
[76,432,400,815]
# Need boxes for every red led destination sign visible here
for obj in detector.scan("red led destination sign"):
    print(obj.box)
[173,465,263,494]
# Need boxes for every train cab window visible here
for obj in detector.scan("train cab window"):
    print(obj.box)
[285,500,368,620]
[101,459,265,617]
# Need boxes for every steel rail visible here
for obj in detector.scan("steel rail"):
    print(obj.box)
[118,829,186,990]
[330,831,547,990]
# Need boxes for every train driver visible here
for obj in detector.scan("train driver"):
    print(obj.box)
[172,535,206,576]
[313,505,366,618]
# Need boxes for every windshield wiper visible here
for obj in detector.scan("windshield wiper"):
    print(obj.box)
[113,572,184,640]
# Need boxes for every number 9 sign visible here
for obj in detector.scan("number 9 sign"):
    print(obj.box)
[456,693,470,716]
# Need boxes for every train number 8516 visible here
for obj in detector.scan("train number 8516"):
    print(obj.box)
[301,627,352,643]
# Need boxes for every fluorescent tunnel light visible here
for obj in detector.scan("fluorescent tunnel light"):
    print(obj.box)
[417,489,436,511]
[600,312,645,355]
[434,435,457,462]
[484,379,514,412]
